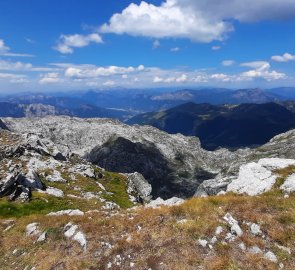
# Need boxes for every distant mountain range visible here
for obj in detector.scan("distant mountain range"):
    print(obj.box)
[0,102,130,120]
[127,101,295,150]
[2,87,295,115]
[1,87,295,128]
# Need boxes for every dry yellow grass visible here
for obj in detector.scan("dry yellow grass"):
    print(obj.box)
[0,190,294,270]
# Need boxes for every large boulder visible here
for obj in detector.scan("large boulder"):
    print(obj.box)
[227,158,295,195]
[125,172,152,203]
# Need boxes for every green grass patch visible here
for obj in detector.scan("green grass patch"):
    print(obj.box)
[102,172,133,208]
[0,192,102,218]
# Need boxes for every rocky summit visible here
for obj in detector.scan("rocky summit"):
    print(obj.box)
[0,116,295,269]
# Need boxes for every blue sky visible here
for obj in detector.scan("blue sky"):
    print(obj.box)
[1,0,295,92]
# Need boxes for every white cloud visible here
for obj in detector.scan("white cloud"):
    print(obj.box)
[55,33,103,54]
[240,61,286,81]
[0,39,10,52]
[211,73,232,82]
[64,64,144,78]
[153,40,161,49]
[100,0,295,43]
[0,72,28,84]
[0,39,34,57]
[0,60,56,72]
[271,52,295,62]
[154,73,187,83]
[171,47,180,52]
[103,80,116,86]
[101,1,231,43]
[176,74,187,82]
[222,60,235,66]
[212,46,221,51]
[39,72,62,84]
[0,73,26,79]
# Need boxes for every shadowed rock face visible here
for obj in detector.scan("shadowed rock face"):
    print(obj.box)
[89,136,178,198]
[0,119,8,130]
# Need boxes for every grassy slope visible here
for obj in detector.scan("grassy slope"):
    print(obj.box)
[0,190,294,269]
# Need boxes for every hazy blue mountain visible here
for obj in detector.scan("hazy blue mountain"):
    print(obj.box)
[128,102,295,150]
[0,102,130,120]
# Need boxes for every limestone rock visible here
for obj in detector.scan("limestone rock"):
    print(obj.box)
[264,251,278,263]
[47,209,84,216]
[145,197,184,208]
[125,172,152,203]
[281,174,295,193]
[227,162,276,196]
[223,213,243,237]
[250,223,262,236]
[26,223,40,236]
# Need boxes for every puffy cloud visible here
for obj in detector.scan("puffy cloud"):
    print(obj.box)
[153,40,161,49]
[211,73,232,82]
[154,73,187,83]
[64,64,144,79]
[0,39,34,57]
[0,73,28,84]
[55,33,103,54]
[0,73,26,79]
[271,53,295,62]
[240,61,286,81]
[0,60,56,72]
[222,60,235,66]
[103,80,116,86]
[39,72,62,84]
[171,47,180,52]
[0,39,10,52]
[101,1,231,43]
[212,46,221,51]
[101,0,295,42]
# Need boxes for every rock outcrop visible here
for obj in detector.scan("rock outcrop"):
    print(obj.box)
[125,172,152,203]
[2,116,243,198]
[3,116,295,199]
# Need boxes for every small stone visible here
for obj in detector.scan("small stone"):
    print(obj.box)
[239,242,246,251]
[47,209,84,216]
[249,246,263,254]
[215,226,223,235]
[211,236,218,244]
[250,223,262,236]
[26,223,40,236]
[37,232,47,242]
[198,239,208,248]
[73,231,87,250]
[264,251,278,263]
[231,223,243,237]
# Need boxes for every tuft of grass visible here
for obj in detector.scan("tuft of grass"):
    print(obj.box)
[102,172,133,208]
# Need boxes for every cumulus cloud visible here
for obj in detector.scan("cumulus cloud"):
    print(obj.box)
[0,39,34,57]
[0,39,10,52]
[0,73,28,84]
[153,40,161,49]
[55,33,103,54]
[240,61,286,81]
[100,1,231,42]
[0,60,56,72]
[64,64,145,79]
[103,80,116,86]
[212,46,221,51]
[271,53,295,62]
[222,60,235,66]
[154,73,187,83]
[100,0,295,42]
[39,72,62,84]
[171,47,180,52]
